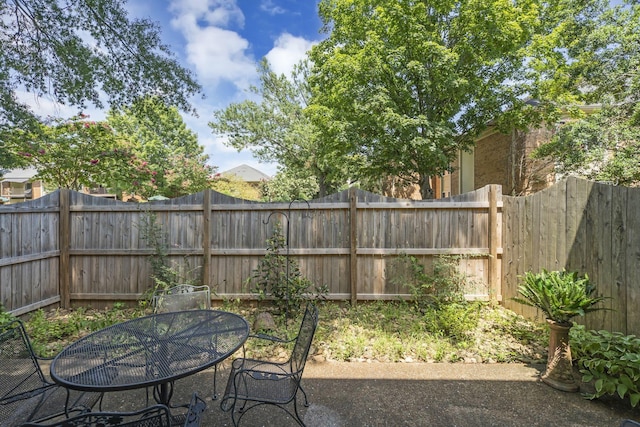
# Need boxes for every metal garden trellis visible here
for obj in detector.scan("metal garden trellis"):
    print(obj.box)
[262,199,311,326]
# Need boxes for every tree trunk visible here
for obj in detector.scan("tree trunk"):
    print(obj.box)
[317,174,328,198]
[418,174,433,200]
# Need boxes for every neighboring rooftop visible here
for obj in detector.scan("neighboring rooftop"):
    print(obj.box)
[0,167,39,183]
[221,164,271,183]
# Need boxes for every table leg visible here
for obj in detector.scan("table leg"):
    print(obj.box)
[153,381,174,405]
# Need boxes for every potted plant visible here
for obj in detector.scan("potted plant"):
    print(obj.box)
[512,269,607,392]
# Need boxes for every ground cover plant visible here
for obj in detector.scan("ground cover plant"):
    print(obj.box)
[3,301,548,364]
[571,325,640,408]
[246,301,548,364]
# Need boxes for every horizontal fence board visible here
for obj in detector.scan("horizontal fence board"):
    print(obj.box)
[0,250,60,267]
[356,201,503,209]
[70,293,143,300]
[1,186,502,313]
[356,248,493,255]
[9,296,61,317]
[10,181,637,334]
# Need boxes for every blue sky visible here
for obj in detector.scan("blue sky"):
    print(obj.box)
[20,0,324,177]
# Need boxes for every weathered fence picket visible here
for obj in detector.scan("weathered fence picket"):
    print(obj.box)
[501,177,640,335]
[0,186,499,315]
[2,177,639,336]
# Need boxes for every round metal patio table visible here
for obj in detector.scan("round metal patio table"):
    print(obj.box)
[50,310,249,405]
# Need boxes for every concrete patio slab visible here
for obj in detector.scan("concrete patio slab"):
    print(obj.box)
[94,361,640,426]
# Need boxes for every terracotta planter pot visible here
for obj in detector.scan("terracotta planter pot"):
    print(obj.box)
[541,319,579,392]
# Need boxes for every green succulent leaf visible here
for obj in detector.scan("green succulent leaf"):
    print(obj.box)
[512,269,607,323]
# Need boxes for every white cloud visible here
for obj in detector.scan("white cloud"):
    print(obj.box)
[265,33,314,77]
[203,134,237,154]
[185,26,256,89]
[169,0,256,89]
[14,91,105,121]
[260,0,286,16]
[170,0,244,27]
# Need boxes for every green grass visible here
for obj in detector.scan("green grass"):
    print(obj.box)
[14,300,548,363]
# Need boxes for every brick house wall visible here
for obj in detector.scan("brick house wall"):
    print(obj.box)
[449,126,556,196]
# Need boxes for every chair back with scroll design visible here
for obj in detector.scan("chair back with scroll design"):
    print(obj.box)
[20,393,207,427]
[152,285,211,313]
[1,320,101,426]
[289,304,319,377]
[220,303,319,426]
[19,404,171,427]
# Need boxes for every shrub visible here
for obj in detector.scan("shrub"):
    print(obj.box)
[422,302,481,341]
[138,210,201,306]
[570,325,640,407]
[388,253,467,311]
[0,303,15,326]
[249,222,327,314]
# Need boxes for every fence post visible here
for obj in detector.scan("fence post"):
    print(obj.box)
[202,190,211,290]
[59,189,70,308]
[488,185,500,302]
[349,187,358,305]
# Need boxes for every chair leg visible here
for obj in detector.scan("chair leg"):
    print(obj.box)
[292,395,307,427]
[231,408,240,427]
[298,384,309,407]
[212,364,218,400]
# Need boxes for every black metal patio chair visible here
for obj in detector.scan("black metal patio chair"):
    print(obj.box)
[151,285,215,403]
[19,392,207,427]
[19,404,171,427]
[0,319,104,427]
[220,303,319,427]
[152,285,211,314]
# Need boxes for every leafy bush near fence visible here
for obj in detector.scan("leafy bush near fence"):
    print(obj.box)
[0,304,14,325]
[388,253,469,310]
[570,325,640,407]
[248,222,328,315]
[20,304,143,357]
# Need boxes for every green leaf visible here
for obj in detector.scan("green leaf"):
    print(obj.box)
[582,374,594,382]
[620,374,635,389]
[594,378,604,392]
[617,383,628,399]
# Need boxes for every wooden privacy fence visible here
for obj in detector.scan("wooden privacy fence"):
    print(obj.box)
[2,177,639,335]
[502,177,640,335]
[0,185,502,315]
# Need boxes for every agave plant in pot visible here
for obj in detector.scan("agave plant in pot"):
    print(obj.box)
[512,269,607,392]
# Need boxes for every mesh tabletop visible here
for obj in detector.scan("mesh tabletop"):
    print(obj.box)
[50,310,249,392]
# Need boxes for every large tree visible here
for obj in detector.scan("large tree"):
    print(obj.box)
[6,114,150,191]
[209,59,357,198]
[108,97,214,198]
[0,0,200,131]
[308,0,558,199]
[531,1,640,186]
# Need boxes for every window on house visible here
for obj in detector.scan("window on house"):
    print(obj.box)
[459,148,475,194]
